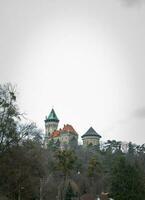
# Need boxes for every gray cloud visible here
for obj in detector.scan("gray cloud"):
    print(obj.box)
[121,0,144,6]
[104,107,145,134]
[133,107,145,119]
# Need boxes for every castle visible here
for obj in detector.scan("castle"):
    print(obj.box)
[44,109,101,148]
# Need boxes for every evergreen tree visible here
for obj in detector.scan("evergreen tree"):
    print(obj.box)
[55,149,77,180]
[110,156,145,200]
[64,183,75,200]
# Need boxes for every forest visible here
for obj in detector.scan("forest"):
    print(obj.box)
[0,83,145,200]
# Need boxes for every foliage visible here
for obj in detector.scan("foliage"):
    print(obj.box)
[55,149,77,179]
[110,156,145,200]
[64,183,76,200]
[0,83,20,152]
[0,83,44,199]
[87,156,102,180]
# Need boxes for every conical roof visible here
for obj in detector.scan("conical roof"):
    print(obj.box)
[81,127,101,138]
[45,109,59,122]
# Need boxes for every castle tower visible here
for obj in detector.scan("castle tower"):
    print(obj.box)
[81,127,101,147]
[44,108,59,148]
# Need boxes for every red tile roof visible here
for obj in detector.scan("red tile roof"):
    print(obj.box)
[62,124,77,134]
[51,124,77,138]
[51,130,60,138]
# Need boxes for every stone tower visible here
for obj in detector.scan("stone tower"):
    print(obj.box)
[81,127,101,147]
[44,108,59,148]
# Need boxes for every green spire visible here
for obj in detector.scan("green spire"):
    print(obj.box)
[46,109,59,122]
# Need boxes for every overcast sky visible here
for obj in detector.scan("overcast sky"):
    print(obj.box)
[0,0,145,144]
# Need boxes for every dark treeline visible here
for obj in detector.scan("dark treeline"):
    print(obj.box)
[0,83,145,200]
